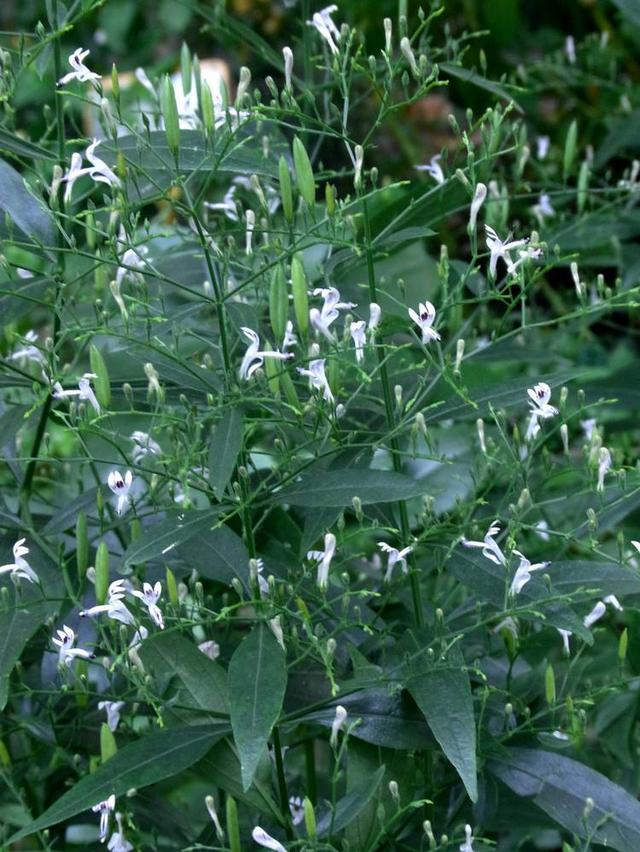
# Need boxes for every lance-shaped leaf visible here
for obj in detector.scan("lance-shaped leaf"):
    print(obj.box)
[209,406,244,500]
[229,623,287,791]
[274,469,426,507]
[0,157,55,247]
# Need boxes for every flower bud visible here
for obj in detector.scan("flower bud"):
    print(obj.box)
[201,81,215,138]
[388,780,399,802]
[384,17,392,53]
[293,136,316,207]
[618,627,628,663]
[166,567,179,606]
[545,662,556,705]
[352,495,363,521]
[476,418,487,454]
[325,183,336,217]
[454,338,465,374]
[236,66,251,106]
[303,797,317,839]
[561,423,569,454]
[400,37,420,79]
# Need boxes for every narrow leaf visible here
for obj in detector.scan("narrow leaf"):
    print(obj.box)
[209,407,244,499]
[274,469,426,507]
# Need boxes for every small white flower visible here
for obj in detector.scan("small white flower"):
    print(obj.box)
[535,520,550,541]
[581,418,597,441]
[384,17,392,54]
[400,37,420,78]
[462,520,506,566]
[378,542,412,583]
[238,327,293,380]
[205,184,240,221]
[558,628,572,655]
[85,139,120,190]
[526,382,558,442]
[58,48,101,86]
[132,581,164,629]
[509,550,549,596]
[570,262,585,298]
[584,600,606,629]
[245,209,255,256]
[536,136,550,160]
[533,193,555,224]
[415,153,445,184]
[350,320,366,363]
[198,640,220,660]
[80,579,135,626]
[205,795,225,840]
[282,320,297,352]
[368,302,381,336]
[459,824,474,852]
[485,225,529,279]
[53,373,101,414]
[130,431,162,464]
[330,704,347,747]
[307,4,340,55]
[61,152,89,204]
[297,358,334,404]
[107,812,133,852]
[597,447,612,493]
[408,301,441,344]
[552,730,570,741]
[468,182,487,233]
[310,286,356,341]
[9,330,45,365]
[92,794,116,843]
[115,246,148,290]
[0,538,39,584]
[98,700,125,732]
[52,624,95,666]
[283,46,294,92]
[604,594,623,611]
[252,826,287,852]
[353,144,364,191]
[289,795,305,826]
[565,34,576,64]
[107,470,133,516]
[308,532,337,589]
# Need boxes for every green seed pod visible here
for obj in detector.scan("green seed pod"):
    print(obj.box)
[269,264,288,343]
[111,63,120,104]
[293,136,316,206]
[280,367,300,410]
[262,343,280,397]
[95,541,109,605]
[577,160,589,213]
[563,119,577,182]
[201,81,215,139]
[291,253,308,337]
[226,796,241,852]
[325,183,336,217]
[76,511,88,580]
[304,796,317,838]
[180,42,191,96]
[100,722,117,762]
[162,75,180,158]
[89,344,111,409]
[619,627,628,663]
[166,566,179,606]
[279,156,294,223]
[545,662,556,706]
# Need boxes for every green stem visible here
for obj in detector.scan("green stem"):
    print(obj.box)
[304,731,317,803]
[362,197,424,628]
[272,725,294,840]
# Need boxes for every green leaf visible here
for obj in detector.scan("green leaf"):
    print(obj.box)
[488,747,640,851]
[611,0,640,28]
[8,725,227,842]
[316,766,385,836]
[0,128,56,162]
[176,523,250,588]
[274,469,427,507]
[0,158,55,247]
[440,62,524,113]
[229,623,287,791]
[139,632,229,717]
[400,636,478,801]
[120,509,222,570]
[209,407,244,499]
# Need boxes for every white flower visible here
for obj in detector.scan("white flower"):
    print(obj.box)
[378,542,412,583]
[558,628,572,655]
[368,302,381,336]
[130,431,161,464]
[198,640,220,660]
[283,46,294,92]
[536,136,550,160]
[330,704,347,747]
[132,581,164,629]
[107,812,133,852]
[307,4,340,55]
[80,579,135,626]
[98,700,125,732]
[535,520,550,541]
[245,209,255,256]
[565,35,576,64]
[308,532,337,589]
[384,17,392,53]
[581,418,597,441]
[468,182,487,233]
[604,594,623,611]
[115,246,148,289]
[62,152,89,203]
[415,153,444,184]
[107,470,133,516]
[310,286,356,341]
[526,382,558,442]
[9,330,45,365]
[350,320,366,363]
[462,520,506,566]
[282,321,297,352]
[205,184,240,221]
[289,795,305,826]
[584,600,606,629]
[485,225,529,279]
[509,550,549,596]
[238,327,293,380]
[460,824,474,852]
[597,447,612,493]
[408,301,441,344]
[205,795,224,840]
[127,625,148,670]
[92,795,116,843]
[297,358,334,404]
[533,193,555,224]
[52,625,95,666]
[85,139,120,189]
[58,48,101,86]
[252,826,287,852]
[0,538,39,584]
[570,262,585,298]
[53,373,101,414]
[552,730,570,741]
